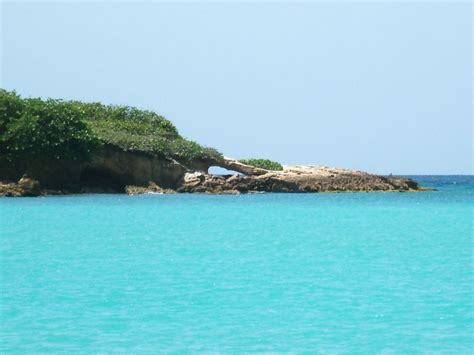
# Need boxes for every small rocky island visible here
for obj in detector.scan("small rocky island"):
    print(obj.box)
[0,90,422,196]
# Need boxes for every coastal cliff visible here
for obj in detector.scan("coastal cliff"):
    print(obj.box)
[0,90,422,196]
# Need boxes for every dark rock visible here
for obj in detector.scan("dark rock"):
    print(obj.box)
[0,145,187,191]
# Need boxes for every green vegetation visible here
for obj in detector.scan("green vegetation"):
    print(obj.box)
[0,90,98,162]
[0,89,222,165]
[239,158,283,171]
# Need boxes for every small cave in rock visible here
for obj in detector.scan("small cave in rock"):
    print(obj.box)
[80,167,126,192]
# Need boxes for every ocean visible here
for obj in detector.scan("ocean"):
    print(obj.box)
[1,176,472,353]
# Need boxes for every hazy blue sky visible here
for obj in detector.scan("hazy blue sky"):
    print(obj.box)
[1,1,472,174]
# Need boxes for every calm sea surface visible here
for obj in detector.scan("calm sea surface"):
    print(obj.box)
[1,176,472,353]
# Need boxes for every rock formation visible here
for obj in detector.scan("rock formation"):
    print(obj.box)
[175,165,420,194]
[0,159,424,197]
[0,175,42,197]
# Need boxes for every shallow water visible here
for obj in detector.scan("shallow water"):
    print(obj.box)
[1,176,472,352]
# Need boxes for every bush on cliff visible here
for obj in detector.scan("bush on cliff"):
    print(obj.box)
[77,100,222,164]
[239,158,283,171]
[0,93,98,162]
[0,89,222,166]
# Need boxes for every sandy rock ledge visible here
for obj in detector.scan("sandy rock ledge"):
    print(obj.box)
[125,165,423,195]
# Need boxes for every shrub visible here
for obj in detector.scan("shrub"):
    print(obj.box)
[79,102,179,139]
[0,90,25,159]
[239,158,283,171]
[0,90,24,133]
[0,95,99,162]
[0,89,222,166]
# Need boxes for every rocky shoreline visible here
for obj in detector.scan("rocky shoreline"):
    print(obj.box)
[0,161,424,197]
[130,165,422,195]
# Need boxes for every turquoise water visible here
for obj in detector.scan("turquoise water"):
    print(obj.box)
[1,176,472,353]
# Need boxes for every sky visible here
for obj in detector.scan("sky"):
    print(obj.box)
[1,1,472,174]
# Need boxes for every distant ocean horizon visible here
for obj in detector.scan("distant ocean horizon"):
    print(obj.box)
[1,175,472,352]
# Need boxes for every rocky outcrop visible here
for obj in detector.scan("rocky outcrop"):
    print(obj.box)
[176,166,421,194]
[1,155,424,196]
[0,175,42,197]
